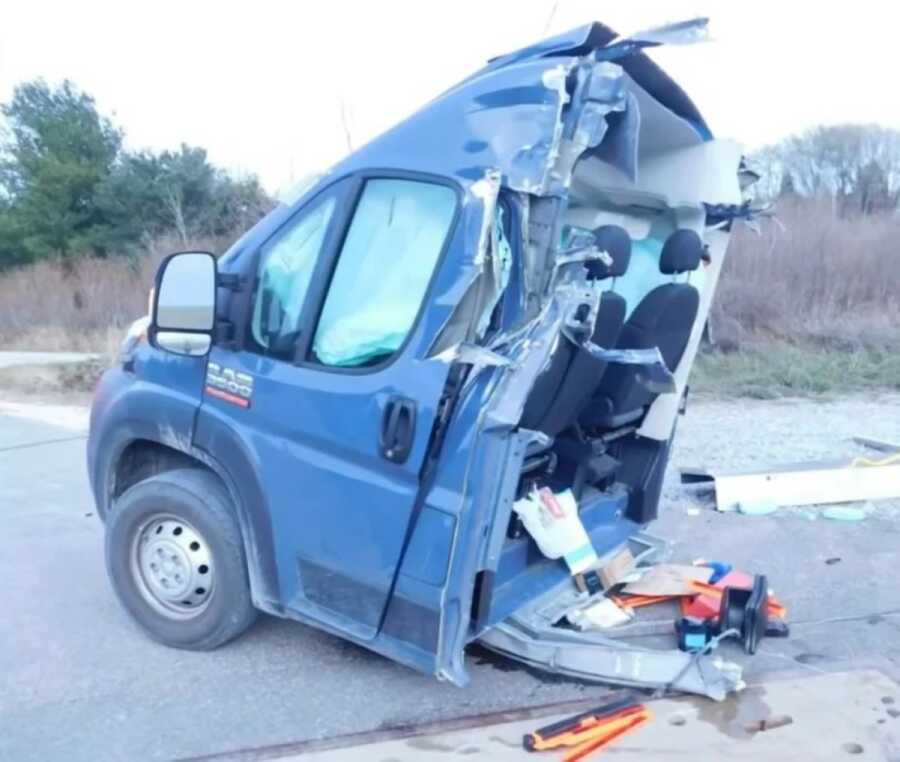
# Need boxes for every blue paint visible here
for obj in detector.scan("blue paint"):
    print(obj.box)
[88,20,714,687]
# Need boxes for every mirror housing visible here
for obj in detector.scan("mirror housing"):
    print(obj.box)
[150,251,217,356]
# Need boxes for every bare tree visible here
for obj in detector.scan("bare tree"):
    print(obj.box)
[751,124,900,215]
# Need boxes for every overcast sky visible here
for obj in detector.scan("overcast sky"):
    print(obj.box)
[2,1,898,194]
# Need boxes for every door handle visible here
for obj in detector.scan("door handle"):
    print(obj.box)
[380,396,417,464]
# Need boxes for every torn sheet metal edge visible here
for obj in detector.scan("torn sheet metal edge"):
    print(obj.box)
[477,533,743,701]
[609,16,710,50]
[480,288,591,431]
[479,621,742,701]
[479,616,742,701]
[680,461,900,512]
[426,169,504,359]
[429,343,511,368]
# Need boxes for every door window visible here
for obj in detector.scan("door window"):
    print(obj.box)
[311,179,457,368]
[249,193,337,358]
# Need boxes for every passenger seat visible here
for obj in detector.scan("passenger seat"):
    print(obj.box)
[580,228,704,430]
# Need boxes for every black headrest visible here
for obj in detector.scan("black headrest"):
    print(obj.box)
[660,229,703,274]
[586,225,631,279]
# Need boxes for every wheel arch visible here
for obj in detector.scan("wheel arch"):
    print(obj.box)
[102,434,281,613]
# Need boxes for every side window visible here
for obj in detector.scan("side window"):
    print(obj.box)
[249,193,337,358]
[311,179,457,368]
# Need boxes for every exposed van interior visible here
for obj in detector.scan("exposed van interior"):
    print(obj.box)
[476,70,744,634]
[513,65,722,499]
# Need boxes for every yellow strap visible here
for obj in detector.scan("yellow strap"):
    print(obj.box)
[850,453,900,468]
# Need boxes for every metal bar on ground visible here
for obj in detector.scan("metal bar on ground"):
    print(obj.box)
[680,459,900,512]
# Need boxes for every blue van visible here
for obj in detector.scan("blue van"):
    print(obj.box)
[87,19,748,697]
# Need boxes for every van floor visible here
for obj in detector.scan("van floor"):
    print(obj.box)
[1,393,899,762]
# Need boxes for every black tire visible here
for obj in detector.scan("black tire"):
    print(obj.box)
[105,468,257,650]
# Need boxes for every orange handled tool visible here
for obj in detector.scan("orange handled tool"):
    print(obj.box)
[562,709,652,761]
[523,697,643,752]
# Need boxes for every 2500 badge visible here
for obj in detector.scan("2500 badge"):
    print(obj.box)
[205,362,253,408]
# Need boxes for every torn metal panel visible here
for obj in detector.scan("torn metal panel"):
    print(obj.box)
[612,16,710,48]
[426,170,503,357]
[478,558,743,701]
[428,343,510,368]
[520,194,562,318]
[333,18,740,685]
[480,622,742,701]
[420,22,745,687]
[481,282,599,431]
[546,61,629,192]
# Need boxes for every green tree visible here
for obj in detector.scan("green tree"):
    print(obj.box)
[93,145,271,247]
[0,78,271,271]
[0,80,121,262]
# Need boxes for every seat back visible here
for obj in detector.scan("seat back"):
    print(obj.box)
[584,228,704,427]
[519,225,631,436]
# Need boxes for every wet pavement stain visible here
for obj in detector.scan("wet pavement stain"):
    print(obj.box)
[468,644,592,687]
[694,685,773,739]
[795,652,832,665]
[407,737,458,752]
[882,696,896,705]
[887,708,900,718]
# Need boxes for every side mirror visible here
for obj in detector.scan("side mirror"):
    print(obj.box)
[150,251,217,356]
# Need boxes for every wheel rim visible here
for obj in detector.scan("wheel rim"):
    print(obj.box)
[131,514,214,619]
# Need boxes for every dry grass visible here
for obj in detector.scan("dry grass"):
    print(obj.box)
[711,198,900,351]
[0,200,898,397]
[696,198,900,396]
[0,233,228,354]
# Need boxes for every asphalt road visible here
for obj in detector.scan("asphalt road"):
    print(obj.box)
[2,397,900,761]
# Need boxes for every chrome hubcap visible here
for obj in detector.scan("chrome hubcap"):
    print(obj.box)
[132,515,213,619]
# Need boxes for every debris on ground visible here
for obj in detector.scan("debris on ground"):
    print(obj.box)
[498,489,788,700]
[680,436,900,513]
[622,564,711,597]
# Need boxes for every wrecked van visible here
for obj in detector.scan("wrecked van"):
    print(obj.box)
[88,19,751,698]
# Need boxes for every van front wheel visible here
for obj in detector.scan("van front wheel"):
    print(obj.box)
[105,468,257,650]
